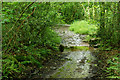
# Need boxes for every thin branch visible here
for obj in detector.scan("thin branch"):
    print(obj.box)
[5,7,37,54]
[81,4,86,16]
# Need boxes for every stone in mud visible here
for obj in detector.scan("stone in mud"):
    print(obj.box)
[59,45,64,52]
[75,68,83,72]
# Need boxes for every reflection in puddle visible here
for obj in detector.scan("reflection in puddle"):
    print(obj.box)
[47,50,96,78]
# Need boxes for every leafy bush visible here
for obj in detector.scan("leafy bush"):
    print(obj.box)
[2,54,20,79]
[105,54,120,79]
[69,20,98,35]
[2,2,61,79]
[83,35,93,42]
[55,2,84,24]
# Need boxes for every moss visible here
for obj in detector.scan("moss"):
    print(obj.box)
[71,46,89,51]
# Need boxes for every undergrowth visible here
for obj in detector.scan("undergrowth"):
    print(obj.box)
[69,20,98,35]
[97,50,120,79]
[105,53,120,79]
[2,2,61,79]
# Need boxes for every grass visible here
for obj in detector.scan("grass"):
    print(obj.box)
[69,20,98,35]
[69,46,89,51]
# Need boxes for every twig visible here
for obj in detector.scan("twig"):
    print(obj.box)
[5,6,37,54]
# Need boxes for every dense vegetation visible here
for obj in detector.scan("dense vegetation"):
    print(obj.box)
[2,2,61,79]
[2,2,120,79]
[69,20,97,35]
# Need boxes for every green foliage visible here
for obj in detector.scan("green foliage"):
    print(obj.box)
[96,2,120,49]
[55,2,84,24]
[2,2,120,79]
[69,20,98,35]
[105,54,120,79]
[2,2,61,79]
[2,54,20,79]
[83,35,93,42]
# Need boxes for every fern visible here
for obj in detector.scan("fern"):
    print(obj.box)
[105,55,120,79]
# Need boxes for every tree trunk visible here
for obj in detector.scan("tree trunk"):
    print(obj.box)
[92,1,95,20]
[100,2,105,29]
[117,1,120,45]
[88,0,90,19]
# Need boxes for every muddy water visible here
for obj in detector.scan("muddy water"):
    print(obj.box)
[55,26,89,47]
[46,26,97,78]
[49,50,96,78]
